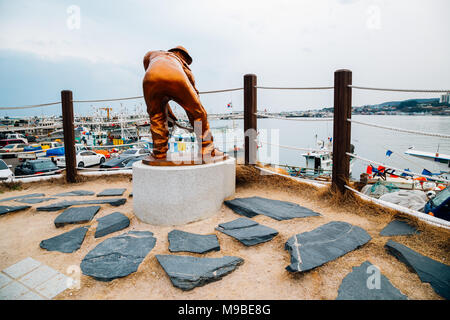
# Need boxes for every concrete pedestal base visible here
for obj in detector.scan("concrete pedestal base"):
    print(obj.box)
[132,157,235,226]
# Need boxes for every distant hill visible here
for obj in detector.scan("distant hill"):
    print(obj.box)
[375,98,439,108]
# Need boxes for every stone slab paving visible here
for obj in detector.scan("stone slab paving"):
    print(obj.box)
[53,190,95,197]
[0,205,31,216]
[40,226,89,253]
[37,198,127,211]
[2,257,42,278]
[285,221,372,273]
[216,218,278,246]
[224,196,321,220]
[97,188,127,197]
[20,265,59,289]
[0,193,45,202]
[380,220,419,236]
[35,273,71,299]
[156,255,244,291]
[0,281,29,300]
[95,212,130,238]
[81,231,156,281]
[54,206,101,228]
[0,257,71,300]
[15,197,57,204]
[336,261,407,300]
[385,240,450,300]
[0,272,12,289]
[168,230,220,254]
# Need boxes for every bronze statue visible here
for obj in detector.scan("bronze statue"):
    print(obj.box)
[142,46,224,165]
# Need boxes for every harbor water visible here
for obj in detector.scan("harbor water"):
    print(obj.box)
[210,115,450,179]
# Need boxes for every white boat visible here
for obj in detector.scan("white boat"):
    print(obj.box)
[301,138,355,176]
[405,147,450,173]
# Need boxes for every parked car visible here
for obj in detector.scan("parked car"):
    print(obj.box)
[14,159,61,177]
[0,159,14,181]
[18,144,46,162]
[118,148,150,158]
[100,154,146,169]
[55,150,106,168]
[25,135,37,143]
[124,155,147,167]
[5,133,28,144]
[0,139,28,148]
[424,187,449,221]
[0,143,28,158]
[93,149,111,159]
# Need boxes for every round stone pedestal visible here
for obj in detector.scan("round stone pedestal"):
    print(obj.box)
[132,157,235,226]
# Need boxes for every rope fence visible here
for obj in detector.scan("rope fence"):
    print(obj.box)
[2,82,449,110]
[348,119,450,139]
[0,87,244,110]
[255,86,334,90]
[258,141,332,153]
[199,87,243,94]
[0,102,61,111]
[349,85,450,93]
[255,113,333,121]
[74,117,149,126]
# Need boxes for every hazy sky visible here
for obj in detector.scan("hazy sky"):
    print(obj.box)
[0,0,449,117]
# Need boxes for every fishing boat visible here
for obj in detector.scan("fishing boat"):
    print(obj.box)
[297,137,355,177]
[405,146,450,173]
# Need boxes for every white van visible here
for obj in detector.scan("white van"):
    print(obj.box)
[5,133,27,144]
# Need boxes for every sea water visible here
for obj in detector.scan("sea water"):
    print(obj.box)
[210,115,450,179]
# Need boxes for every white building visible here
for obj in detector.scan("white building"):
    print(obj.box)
[440,92,450,103]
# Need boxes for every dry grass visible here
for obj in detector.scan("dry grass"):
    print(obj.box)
[0,181,23,193]
[0,165,448,300]
[236,164,450,263]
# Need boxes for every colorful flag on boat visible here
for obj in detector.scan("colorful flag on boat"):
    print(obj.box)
[422,168,432,176]
[227,102,232,108]
[386,150,393,157]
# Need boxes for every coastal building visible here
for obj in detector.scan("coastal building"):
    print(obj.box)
[440,92,450,104]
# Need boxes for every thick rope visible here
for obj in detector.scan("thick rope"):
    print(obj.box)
[0,102,61,110]
[258,141,332,153]
[348,119,450,139]
[255,86,333,90]
[349,85,450,93]
[256,113,333,121]
[199,87,243,94]
[72,87,244,104]
[74,117,149,126]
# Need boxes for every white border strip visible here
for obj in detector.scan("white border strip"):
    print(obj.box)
[257,166,329,188]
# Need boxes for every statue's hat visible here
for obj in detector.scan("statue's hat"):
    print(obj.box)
[168,45,193,65]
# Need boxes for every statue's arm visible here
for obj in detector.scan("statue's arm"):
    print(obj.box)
[183,66,199,95]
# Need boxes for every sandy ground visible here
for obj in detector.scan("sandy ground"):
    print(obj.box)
[0,170,448,300]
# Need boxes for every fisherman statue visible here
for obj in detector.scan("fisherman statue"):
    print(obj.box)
[142,46,224,165]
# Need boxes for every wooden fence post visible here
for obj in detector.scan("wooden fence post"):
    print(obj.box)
[244,74,257,165]
[332,69,352,193]
[61,90,77,183]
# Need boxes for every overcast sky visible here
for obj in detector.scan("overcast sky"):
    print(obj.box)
[0,0,449,117]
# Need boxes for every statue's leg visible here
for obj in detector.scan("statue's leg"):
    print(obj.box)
[144,94,169,160]
[173,93,214,158]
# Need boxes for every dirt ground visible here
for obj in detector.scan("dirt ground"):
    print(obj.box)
[0,168,448,300]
